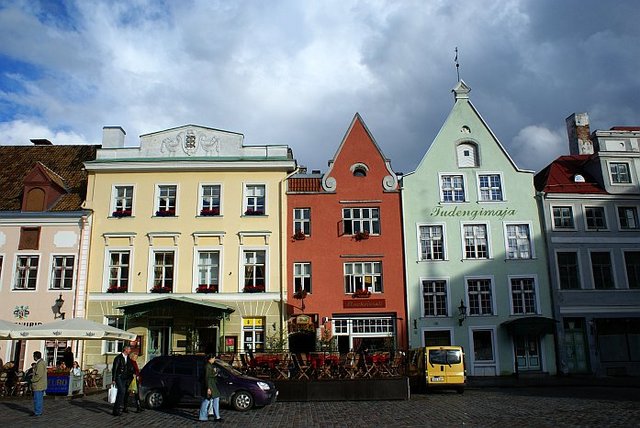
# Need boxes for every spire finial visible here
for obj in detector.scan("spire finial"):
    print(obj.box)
[454,47,461,81]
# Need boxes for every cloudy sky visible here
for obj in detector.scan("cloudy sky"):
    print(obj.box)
[0,0,638,173]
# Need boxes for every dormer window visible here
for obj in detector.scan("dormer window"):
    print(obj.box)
[24,188,46,211]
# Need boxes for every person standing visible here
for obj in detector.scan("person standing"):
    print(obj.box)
[111,343,134,416]
[199,354,223,422]
[63,347,74,369]
[127,351,144,412]
[31,351,47,417]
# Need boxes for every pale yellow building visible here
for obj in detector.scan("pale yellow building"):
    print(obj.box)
[82,125,296,368]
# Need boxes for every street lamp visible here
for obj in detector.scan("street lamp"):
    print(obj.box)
[52,293,65,320]
[457,300,467,326]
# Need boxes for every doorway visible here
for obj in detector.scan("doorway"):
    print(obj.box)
[148,326,171,359]
[514,335,541,371]
[563,318,589,373]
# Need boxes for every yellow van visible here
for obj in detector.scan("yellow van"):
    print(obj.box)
[409,346,466,393]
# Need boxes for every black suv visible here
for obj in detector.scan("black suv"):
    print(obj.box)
[139,355,278,411]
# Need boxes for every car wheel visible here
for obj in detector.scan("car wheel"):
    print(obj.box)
[146,390,164,409]
[456,387,464,395]
[232,391,254,411]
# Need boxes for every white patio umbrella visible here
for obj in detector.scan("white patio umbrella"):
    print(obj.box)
[0,319,22,339]
[13,317,136,341]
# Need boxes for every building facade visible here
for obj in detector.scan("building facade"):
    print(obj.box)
[535,113,640,376]
[286,114,407,353]
[402,82,556,376]
[82,125,295,368]
[0,141,97,369]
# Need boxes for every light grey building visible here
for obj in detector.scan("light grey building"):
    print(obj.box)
[535,113,640,376]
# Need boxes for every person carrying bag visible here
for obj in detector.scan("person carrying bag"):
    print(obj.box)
[128,351,143,412]
[111,343,134,416]
[198,354,223,422]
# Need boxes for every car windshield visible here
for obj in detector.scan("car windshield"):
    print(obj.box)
[215,359,243,376]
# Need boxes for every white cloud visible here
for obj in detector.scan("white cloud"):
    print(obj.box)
[511,125,566,172]
[0,119,87,145]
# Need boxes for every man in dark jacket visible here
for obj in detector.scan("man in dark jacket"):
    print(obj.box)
[111,343,134,416]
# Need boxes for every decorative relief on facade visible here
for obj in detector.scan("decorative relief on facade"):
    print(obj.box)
[160,129,221,157]
[13,305,30,319]
[382,175,397,191]
[323,176,337,191]
[54,231,78,248]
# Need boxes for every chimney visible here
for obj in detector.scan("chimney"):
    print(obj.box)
[102,126,126,148]
[566,113,594,155]
[30,138,52,146]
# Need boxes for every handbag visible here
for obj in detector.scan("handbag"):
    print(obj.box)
[108,384,118,404]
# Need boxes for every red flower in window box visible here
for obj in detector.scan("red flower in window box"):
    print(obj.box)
[107,285,128,293]
[244,208,264,216]
[354,231,370,241]
[243,284,265,293]
[293,290,308,300]
[112,209,132,218]
[352,289,371,298]
[155,209,176,217]
[150,285,172,293]
[200,208,220,216]
[196,284,218,293]
[292,230,306,240]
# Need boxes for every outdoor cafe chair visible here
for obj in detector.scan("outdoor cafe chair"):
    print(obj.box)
[272,354,290,380]
[292,354,312,380]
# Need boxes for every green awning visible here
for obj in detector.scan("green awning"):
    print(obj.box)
[116,296,235,317]
[501,316,557,336]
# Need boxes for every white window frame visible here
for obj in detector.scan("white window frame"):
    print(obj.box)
[461,222,491,260]
[293,208,311,236]
[551,205,576,230]
[476,172,504,202]
[616,205,640,230]
[583,206,609,231]
[198,183,223,216]
[294,262,312,293]
[555,249,583,290]
[243,183,266,216]
[343,261,383,294]
[148,248,177,293]
[469,327,499,374]
[103,248,132,292]
[240,247,269,292]
[608,161,632,184]
[588,249,615,290]
[103,315,125,354]
[48,254,76,291]
[503,222,534,260]
[111,184,135,217]
[342,207,380,235]
[508,275,540,315]
[154,183,178,216]
[439,173,466,203]
[193,247,222,292]
[12,254,40,291]
[417,223,447,261]
[465,276,496,316]
[420,277,450,317]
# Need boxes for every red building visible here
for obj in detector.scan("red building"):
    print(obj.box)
[286,114,407,353]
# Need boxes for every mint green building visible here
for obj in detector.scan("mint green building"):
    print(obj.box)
[402,81,556,376]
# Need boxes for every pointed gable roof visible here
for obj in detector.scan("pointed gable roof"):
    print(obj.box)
[321,113,398,192]
[534,154,605,194]
[0,144,98,211]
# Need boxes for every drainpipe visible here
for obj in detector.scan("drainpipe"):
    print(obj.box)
[279,166,300,348]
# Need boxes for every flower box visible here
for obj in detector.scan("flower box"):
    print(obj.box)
[200,207,220,216]
[293,290,308,299]
[354,231,370,241]
[107,285,128,293]
[196,284,218,293]
[150,286,172,293]
[352,289,371,298]
[243,284,265,293]
[293,231,306,240]
[112,209,132,218]
[155,209,176,217]
[244,209,264,216]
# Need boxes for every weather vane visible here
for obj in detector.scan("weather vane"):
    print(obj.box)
[454,47,460,81]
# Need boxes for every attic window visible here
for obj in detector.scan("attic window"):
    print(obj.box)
[574,174,585,183]
[25,188,46,212]
[350,163,369,177]
[456,142,479,167]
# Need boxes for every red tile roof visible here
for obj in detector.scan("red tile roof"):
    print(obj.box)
[0,145,98,211]
[534,155,606,194]
[288,177,323,193]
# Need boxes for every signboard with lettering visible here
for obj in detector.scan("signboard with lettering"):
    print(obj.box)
[429,206,517,220]
[343,299,386,309]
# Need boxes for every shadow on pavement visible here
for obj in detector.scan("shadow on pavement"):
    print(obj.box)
[68,397,113,414]
[0,401,33,415]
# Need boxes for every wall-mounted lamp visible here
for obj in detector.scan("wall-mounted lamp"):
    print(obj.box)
[52,293,65,320]
[457,300,467,326]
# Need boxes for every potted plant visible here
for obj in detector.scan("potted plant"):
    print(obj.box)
[155,208,176,217]
[354,231,370,241]
[244,208,264,216]
[112,209,132,218]
[292,230,306,240]
[107,284,128,293]
[243,284,265,293]
[196,284,218,293]
[352,288,371,298]
[150,285,172,293]
[200,207,220,216]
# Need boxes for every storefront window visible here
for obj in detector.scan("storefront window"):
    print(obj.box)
[472,330,494,362]
[243,317,265,351]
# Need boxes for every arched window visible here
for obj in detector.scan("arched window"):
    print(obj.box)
[25,188,46,211]
[350,163,369,177]
[456,142,479,167]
